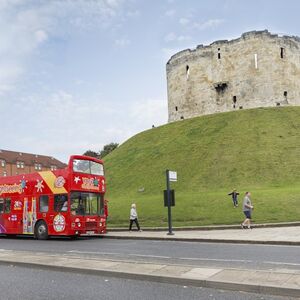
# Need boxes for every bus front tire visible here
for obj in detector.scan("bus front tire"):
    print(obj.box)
[35,221,48,240]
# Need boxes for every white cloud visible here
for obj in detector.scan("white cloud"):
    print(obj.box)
[129,97,167,128]
[126,10,140,17]
[193,19,224,30]
[0,0,128,95]
[164,32,191,43]
[179,17,190,25]
[34,29,48,43]
[115,37,131,47]
[165,9,176,17]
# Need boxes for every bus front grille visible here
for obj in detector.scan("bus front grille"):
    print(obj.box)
[85,221,97,230]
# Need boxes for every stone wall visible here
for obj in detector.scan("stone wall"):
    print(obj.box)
[166,30,300,122]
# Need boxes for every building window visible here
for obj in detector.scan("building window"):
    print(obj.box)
[35,163,42,171]
[280,47,285,59]
[175,106,178,112]
[17,161,25,169]
[51,165,57,171]
[233,96,237,108]
[180,116,184,120]
[3,171,7,177]
[186,65,190,80]
[0,160,5,167]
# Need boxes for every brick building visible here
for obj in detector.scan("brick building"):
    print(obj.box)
[0,149,67,177]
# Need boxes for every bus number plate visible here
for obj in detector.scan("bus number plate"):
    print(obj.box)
[86,231,95,235]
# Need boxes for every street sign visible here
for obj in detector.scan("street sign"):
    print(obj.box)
[169,171,177,182]
[164,189,175,207]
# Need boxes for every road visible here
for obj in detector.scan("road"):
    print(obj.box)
[0,236,299,271]
[0,264,293,300]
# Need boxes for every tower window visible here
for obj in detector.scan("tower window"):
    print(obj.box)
[180,116,184,120]
[233,96,237,104]
[175,106,178,111]
[280,47,285,59]
[218,53,221,59]
[186,65,190,79]
[284,91,287,97]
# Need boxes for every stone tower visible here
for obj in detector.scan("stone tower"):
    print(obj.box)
[166,30,300,122]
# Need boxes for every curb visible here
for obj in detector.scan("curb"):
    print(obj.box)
[107,222,300,232]
[0,259,299,298]
[103,235,300,246]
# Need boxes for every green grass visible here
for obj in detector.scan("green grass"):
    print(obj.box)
[104,107,300,227]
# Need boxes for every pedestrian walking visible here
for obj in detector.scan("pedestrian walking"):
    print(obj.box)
[228,189,239,207]
[129,203,142,231]
[241,192,254,229]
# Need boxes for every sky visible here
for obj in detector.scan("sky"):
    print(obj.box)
[1,0,300,162]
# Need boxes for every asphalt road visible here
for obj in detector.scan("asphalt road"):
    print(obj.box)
[0,264,293,300]
[0,236,299,271]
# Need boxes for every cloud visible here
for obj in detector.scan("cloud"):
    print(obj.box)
[179,17,224,31]
[114,37,131,47]
[179,17,190,25]
[193,19,224,30]
[129,97,167,128]
[0,0,128,95]
[165,9,176,17]
[164,32,191,42]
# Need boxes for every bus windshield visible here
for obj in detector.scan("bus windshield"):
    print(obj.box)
[70,192,104,216]
[73,159,104,176]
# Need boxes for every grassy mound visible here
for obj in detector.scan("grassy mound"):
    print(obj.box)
[104,107,300,227]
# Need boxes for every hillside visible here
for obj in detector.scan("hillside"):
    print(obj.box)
[104,107,300,227]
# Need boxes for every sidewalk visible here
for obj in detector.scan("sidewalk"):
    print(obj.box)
[0,249,299,298]
[105,226,300,245]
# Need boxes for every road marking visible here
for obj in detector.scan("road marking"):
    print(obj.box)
[264,261,300,267]
[179,257,253,263]
[129,254,170,259]
[68,250,120,255]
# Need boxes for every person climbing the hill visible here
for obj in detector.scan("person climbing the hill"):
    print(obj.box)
[129,203,142,231]
[241,192,254,229]
[228,189,239,207]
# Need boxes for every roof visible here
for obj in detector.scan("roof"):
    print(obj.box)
[0,149,67,169]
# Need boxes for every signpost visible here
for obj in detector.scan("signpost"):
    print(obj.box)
[165,170,177,235]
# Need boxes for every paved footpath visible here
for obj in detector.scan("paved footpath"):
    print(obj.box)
[105,225,300,245]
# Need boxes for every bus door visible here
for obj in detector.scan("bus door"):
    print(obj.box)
[52,194,69,234]
[0,198,10,234]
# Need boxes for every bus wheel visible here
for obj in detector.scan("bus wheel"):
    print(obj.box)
[35,221,48,240]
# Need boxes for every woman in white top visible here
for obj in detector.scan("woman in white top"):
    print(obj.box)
[129,203,141,231]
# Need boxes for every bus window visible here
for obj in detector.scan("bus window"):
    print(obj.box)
[71,192,85,215]
[39,195,49,212]
[70,192,102,216]
[4,199,11,213]
[0,198,4,213]
[99,195,104,216]
[73,159,104,176]
[54,194,68,212]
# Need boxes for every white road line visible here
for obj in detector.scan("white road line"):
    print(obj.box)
[68,250,120,255]
[129,254,170,259]
[264,261,300,267]
[179,257,253,263]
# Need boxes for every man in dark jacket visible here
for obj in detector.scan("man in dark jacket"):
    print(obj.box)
[228,189,239,207]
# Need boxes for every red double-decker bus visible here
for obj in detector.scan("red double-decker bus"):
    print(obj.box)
[0,155,107,239]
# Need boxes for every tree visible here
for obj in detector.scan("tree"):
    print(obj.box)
[99,142,119,159]
[83,150,100,159]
